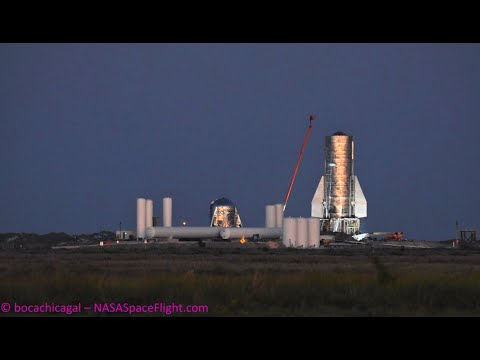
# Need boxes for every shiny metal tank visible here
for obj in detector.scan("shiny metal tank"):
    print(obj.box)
[209,197,242,227]
[325,132,355,218]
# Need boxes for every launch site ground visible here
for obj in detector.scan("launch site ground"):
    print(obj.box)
[1,241,480,316]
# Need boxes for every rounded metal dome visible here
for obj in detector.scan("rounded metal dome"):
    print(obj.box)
[209,197,242,228]
[210,197,235,207]
[332,131,347,136]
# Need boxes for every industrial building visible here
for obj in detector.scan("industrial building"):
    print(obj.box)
[119,122,369,248]
[115,230,136,240]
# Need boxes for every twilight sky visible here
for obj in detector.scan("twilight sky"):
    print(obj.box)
[0,44,479,240]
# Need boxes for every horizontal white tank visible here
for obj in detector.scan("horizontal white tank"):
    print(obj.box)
[282,217,297,247]
[146,199,153,228]
[265,205,276,228]
[297,218,308,248]
[163,197,172,227]
[307,217,320,248]
[220,227,282,240]
[146,226,282,240]
[137,198,146,239]
[146,227,218,239]
[275,204,283,228]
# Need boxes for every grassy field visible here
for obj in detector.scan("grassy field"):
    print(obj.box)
[1,246,480,316]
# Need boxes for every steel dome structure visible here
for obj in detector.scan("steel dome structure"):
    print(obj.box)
[209,197,242,228]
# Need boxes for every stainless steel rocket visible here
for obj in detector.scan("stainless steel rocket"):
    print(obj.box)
[311,131,367,234]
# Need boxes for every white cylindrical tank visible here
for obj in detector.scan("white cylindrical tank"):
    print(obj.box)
[146,227,219,239]
[163,197,172,227]
[220,227,282,240]
[146,199,153,228]
[265,205,276,228]
[297,218,308,248]
[307,217,320,248]
[146,226,282,240]
[137,198,146,239]
[282,217,297,247]
[220,228,230,240]
[275,203,283,228]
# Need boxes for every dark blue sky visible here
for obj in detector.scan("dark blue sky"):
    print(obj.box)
[1,44,479,240]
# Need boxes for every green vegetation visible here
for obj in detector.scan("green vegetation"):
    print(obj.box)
[1,248,480,316]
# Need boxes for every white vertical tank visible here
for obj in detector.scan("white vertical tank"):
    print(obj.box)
[266,205,276,228]
[146,199,153,228]
[282,217,297,247]
[297,218,308,248]
[307,217,320,248]
[137,198,146,239]
[275,204,283,228]
[163,197,172,227]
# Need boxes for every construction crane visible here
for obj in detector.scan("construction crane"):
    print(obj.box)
[283,115,316,212]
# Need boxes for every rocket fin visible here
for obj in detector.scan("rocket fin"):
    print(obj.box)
[311,176,325,218]
[354,176,367,218]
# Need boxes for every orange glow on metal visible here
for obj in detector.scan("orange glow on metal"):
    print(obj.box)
[212,206,242,227]
[328,135,353,218]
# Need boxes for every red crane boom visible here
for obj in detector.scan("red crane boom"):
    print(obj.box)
[283,115,316,211]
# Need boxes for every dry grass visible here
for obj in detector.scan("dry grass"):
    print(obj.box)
[1,247,480,316]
